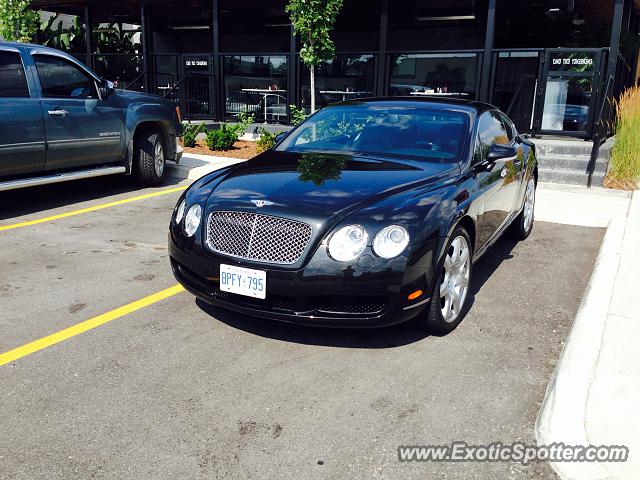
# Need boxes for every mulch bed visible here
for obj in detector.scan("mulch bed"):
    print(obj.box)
[184,140,259,159]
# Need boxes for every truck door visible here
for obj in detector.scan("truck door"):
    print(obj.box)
[32,53,124,171]
[0,49,46,177]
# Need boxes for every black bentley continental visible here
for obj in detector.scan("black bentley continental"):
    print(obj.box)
[169,98,537,334]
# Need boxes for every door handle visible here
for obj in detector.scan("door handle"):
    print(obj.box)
[47,109,69,117]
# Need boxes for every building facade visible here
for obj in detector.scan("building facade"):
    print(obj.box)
[31,0,640,139]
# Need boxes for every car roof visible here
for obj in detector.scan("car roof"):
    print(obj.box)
[333,96,496,114]
[0,41,65,54]
[0,41,101,80]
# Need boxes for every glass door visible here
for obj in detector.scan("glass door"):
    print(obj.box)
[534,49,606,137]
[490,51,541,134]
[182,54,215,119]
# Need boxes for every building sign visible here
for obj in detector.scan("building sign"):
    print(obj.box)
[549,52,595,73]
[184,57,209,70]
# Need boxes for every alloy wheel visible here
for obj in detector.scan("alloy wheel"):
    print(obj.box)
[439,235,471,323]
[154,141,165,177]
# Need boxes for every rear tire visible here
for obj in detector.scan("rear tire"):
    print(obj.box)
[416,227,473,335]
[134,130,166,186]
[508,176,536,240]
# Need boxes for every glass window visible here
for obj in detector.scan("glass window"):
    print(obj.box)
[495,0,614,49]
[541,76,592,132]
[93,54,143,86]
[300,55,375,113]
[331,0,380,51]
[388,0,485,51]
[149,1,213,54]
[389,53,480,99]
[223,55,288,123]
[34,55,98,98]
[277,105,470,163]
[491,51,539,133]
[496,112,515,141]
[477,111,510,157]
[0,51,29,98]
[220,0,289,53]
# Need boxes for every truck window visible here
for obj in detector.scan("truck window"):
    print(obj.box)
[0,51,29,98]
[34,54,98,99]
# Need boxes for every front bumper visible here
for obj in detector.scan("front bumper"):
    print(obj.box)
[169,232,431,328]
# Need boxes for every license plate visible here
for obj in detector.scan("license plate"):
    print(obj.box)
[219,264,266,299]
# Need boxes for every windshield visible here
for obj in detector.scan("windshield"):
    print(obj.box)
[277,105,470,163]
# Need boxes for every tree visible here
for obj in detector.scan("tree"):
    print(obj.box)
[286,0,343,114]
[0,0,39,43]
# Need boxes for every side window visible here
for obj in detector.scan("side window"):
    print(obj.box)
[477,111,509,159]
[473,135,483,164]
[34,55,98,99]
[497,112,516,142]
[0,51,29,98]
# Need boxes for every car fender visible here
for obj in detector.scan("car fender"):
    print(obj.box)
[123,102,180,165]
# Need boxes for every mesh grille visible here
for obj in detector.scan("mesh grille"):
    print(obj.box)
[317,300,386,315]
[206,211,312,264]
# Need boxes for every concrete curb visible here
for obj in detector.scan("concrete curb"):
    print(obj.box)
[535,216,626,480]
[167,153,247,181]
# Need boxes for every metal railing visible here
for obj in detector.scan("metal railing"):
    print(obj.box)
[587,75,614,188]
[162,71,215,120]
[504,74,537,134]
[122,71,146,92]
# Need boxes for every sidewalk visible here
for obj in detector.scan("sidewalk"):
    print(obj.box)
[536,183,639,480]
[167,152,246,180]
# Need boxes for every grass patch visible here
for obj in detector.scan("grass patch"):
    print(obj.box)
[608,86,640,189]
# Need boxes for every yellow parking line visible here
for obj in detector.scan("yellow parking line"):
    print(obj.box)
[0,284,185,367]
[0,186,187,232]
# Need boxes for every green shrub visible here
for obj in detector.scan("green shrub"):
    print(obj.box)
[236,111,255,128]
[289,105,307,126]
[182,123,204,148]
[256,128,279,153]
[205,113,255,151]
[205,124,238,151]
[609,86,640,189]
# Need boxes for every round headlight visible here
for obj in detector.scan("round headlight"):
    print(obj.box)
[373,225,410,259]
[327,225,368,262]
[175,199,186,224]
[184,204,202,237]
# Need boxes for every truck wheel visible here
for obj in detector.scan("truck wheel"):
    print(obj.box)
[134,130,166,186]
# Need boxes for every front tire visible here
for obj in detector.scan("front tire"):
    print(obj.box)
[417,227,473,335]
[508,176,536,240]
[134,130,166,186]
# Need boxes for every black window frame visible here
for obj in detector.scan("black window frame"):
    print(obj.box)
[0,50,30,98]
[33,53,100,100]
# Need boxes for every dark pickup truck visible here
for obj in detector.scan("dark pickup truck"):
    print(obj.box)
[0,42,182,192]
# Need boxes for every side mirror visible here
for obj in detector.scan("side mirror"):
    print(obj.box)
[99,79,115,99]
[274,131,288,144]
[486,143,517,163]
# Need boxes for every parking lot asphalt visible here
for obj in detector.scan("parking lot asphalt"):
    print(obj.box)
[0,176,604,480]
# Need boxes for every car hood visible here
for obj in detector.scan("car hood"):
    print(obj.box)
[115,88,171,105]
[206,150,458,218]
